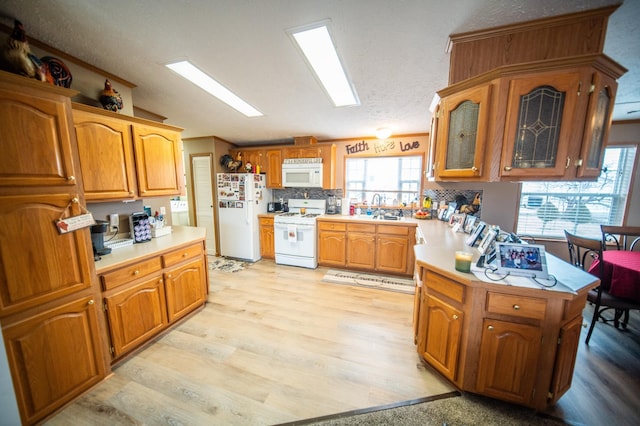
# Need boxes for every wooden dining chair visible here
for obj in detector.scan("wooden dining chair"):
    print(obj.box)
[601,225,640,252]
[564,230,638,344]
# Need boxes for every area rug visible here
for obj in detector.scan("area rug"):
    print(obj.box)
[322,270,414,294]
[208,257,245,273]
[281,392,564,425]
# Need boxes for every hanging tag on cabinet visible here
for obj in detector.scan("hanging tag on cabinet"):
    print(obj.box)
[55,199,96,234]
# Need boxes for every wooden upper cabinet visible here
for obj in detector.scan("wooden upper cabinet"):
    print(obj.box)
[73,109,137,200]
[0,194,93,317]
[577,71,617,178]
[132,124,184,197]
[265,149,283,188]
[501,70,585,179]
[0,71,78,189]
[436,85,491,179]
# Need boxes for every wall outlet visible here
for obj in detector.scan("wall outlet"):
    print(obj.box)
[109,214,119,232]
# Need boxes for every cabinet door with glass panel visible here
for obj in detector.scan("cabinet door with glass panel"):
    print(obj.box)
[435,84,491,179]
[500,70,586,179]
[577,71,617,179]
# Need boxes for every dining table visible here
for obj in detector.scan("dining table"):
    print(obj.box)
[589,250,640,302]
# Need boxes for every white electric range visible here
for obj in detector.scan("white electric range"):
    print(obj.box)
[274,199,325,268]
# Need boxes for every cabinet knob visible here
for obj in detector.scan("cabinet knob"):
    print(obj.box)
[471,166,478,172]
[133,270,140,275]
[452,314,459,320]
[87,299,94,305]
[513,304,521,310]
[67,175,75,181]
[71,197,79,204]
[183,253,188,257]
[487,325,494,331]
[167,274,172,279]
[503,166,512,171]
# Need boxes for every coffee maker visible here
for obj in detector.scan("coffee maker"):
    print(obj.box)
[90,221,112,260]
[326,196,338,214]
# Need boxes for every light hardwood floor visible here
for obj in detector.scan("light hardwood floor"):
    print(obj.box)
[45,259,640,425]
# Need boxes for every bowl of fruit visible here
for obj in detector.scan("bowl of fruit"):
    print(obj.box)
[413,210,430,220]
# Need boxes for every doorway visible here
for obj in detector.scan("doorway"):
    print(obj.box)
[191,154,216,255]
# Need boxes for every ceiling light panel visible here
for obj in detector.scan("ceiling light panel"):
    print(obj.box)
[166,61,263,117]
[289,22,359,107]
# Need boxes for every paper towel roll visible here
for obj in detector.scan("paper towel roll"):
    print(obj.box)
[341,198,350,215]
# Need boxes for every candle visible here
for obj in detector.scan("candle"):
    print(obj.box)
[455,251,473,273]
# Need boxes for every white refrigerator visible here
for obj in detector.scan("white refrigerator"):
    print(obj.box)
[216,173,270,262]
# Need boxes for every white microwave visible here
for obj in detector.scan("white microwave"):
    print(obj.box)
[281,159,323,188]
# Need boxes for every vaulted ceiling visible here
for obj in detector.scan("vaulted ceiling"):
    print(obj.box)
[1,0,638,145]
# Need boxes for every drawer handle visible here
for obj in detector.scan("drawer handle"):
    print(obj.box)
[133,270,140,275]
[513,304,521,311]
[487,325,494,331]
[452,314,459,320]
[87,299,94,305]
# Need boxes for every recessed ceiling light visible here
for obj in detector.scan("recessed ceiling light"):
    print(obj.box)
[166,61,263,117]
[289,22,359,107]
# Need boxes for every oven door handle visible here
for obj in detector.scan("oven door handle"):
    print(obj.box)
[275,223,315,231]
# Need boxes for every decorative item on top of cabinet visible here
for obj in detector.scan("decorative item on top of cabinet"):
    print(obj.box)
[98,79,123,112]
[435,84,491,179]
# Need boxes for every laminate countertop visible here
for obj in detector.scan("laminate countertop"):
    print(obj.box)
[94,226,206,274]
[412,220,599,297]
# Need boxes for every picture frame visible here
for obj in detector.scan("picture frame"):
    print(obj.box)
[449,213,466,227]
[442,202,457,222]
[478,228,498,255]
[495,242,549,279]
[465,221,486,247]
[463,215,478,233]
[437,208,446,220]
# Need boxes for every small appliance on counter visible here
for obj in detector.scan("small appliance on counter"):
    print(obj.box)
[129,212,152,243]
[326,195,339,214]
[267,201,283,213]
[90,220,111,260]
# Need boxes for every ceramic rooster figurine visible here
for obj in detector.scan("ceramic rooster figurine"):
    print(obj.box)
[1,19,47,81]
[99,79,123,112]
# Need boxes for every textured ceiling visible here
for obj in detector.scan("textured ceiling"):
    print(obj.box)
[0,0,638,144]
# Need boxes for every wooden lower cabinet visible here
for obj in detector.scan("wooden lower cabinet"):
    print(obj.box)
[164,257,207,323]
[317,221,347,267]
[376,225,411,274]
[318,219,416,276]
[347,232,376,269]
[419,294,463,382]
[476,319,541,405]
[415,265,587,410]
[104,274,168,358]
[259,216,275,259]
[2,295,106,425]
[99,242,208,361]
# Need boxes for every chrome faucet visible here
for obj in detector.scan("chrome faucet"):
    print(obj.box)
[371,193,382,218]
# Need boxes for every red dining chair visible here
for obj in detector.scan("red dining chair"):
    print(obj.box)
[565,230,639,344]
